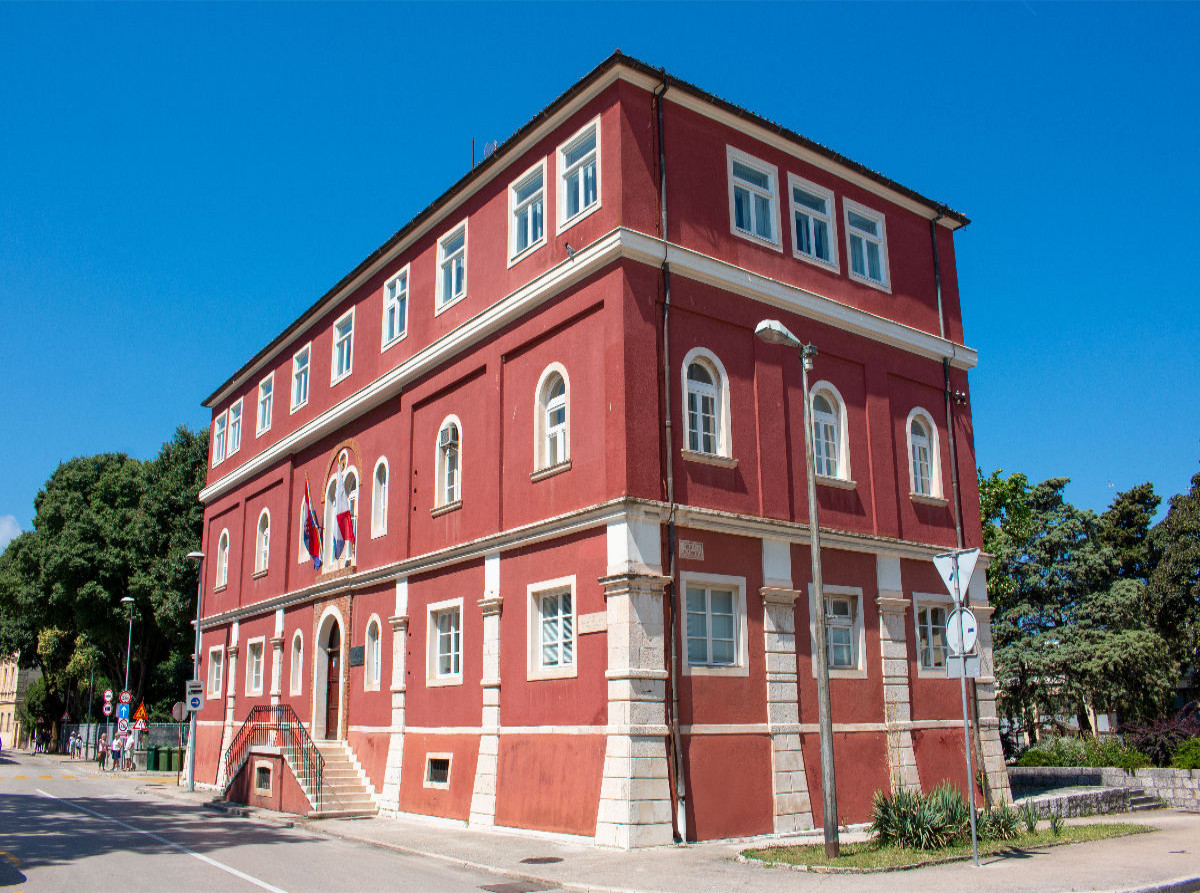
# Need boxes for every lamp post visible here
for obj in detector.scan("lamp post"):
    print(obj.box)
[120,597,135,692]
[755,319,840,858]
[186,551,205,793]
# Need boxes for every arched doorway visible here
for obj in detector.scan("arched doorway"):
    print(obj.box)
[314,611,344,740]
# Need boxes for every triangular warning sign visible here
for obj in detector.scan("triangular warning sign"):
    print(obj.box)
[932,548,980,604]
[133,718,148,732]
[133,702,148,721]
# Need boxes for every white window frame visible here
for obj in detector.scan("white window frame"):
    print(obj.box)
[254,509,270,575]
[323,466,358,568]
[809,380,851,484]
[331,308,354,385]
[787,173,838,271]
[290,631,303,695]
[228,399,243,456]
[245,637,265,696]
[508,159,547,265]
[843,198,891,292]
[808,584,867,679]
[212,413,228,467]
[436,222,468,313]
[215,529,230,590]
[256,372,274,437]
[906,407,944,501]
[426,597,463,687]
[364,614,382,691]
[208,645,224,697]
[423,752,453,790]
[291,343,311,412]
[533,364,570,473]
[381,266,409,350]
[371,457,388,538]
[556,116,601,233]
[913,591,956,678]
[679,572,749,678]
[680,347,733,462]
[527,576,577,681]
[726,146,781,250]
[435,415,462,509]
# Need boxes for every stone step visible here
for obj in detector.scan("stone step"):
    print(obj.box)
[1130,795,1165,811]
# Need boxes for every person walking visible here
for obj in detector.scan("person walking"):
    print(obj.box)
[122,731,135,771]
[110,734,121,771]
[97,734,108,770]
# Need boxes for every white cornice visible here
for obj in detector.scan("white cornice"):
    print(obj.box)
[201,227,976,505]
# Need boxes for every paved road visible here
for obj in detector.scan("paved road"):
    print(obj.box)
[0,750,536,893]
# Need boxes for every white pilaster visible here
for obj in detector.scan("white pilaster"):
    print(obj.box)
[761,585,814,833]
[469,563,503,827]
[379,578,409,816]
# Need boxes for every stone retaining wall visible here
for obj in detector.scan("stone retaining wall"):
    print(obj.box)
[1010,765,1200,810]
[1014,785,1130,818]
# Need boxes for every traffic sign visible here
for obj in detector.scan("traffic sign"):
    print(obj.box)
[133,702,148,721]
[187,693,205,712]
[61,711,70,722]
[118,690,132,705]
[116,703,131,721]
[933,548,980,604]
[171,702,186,722]
[103,689,114,703]
[133,718,148,732]
[946,607,979,656]
[117,718,129,734]
[185,680,204,697]
[102,703,113,716]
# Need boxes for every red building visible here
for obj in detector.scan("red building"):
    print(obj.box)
[194,52,1009,846]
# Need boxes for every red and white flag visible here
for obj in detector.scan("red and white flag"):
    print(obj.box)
[301,475,322,569]
[332,465,355,559]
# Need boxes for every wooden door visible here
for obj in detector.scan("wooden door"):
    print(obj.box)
[325,621,340,739]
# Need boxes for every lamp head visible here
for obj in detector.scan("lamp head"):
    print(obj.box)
[121,597,134,605]
[754,319,802,348]
[186,551,205,560]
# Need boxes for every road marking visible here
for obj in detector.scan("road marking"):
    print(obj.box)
[38,775,52,779]
[36,790,289,893]
[13,776,27,780]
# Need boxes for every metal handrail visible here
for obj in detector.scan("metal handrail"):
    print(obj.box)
[222,704,324,811]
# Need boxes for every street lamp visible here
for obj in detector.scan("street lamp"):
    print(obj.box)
[186,551,205,793]
[755,319,840,858]
[121,597,135,692]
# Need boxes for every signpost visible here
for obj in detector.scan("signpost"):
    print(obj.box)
[103,689,113,750]
[102,703,113,717]
[185,680,204,713]
[934,547,982,867]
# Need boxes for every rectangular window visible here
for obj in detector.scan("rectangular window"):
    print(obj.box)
[212,414,227,466]
[424,754,451,789]
[437,224,467,311]
[528,577,577,680]
[825,596,855,669]
[727,147,780,247]
[228,399,242,455]
[246,639,264,695]
[686,584,738,666]
[808,585,866,678]
[257,374,273,436]
[557,118,600,231]
[208,647,223,697]
[427,598,463,685]
[382,268,408,348]
[332,310,353,384]
[918,604,948,670]
[510,161,546,261]
[844,199,890,290]
[291,344,310,411]
[788,174,837,269]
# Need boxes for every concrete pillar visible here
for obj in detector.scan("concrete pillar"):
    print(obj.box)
[971,603,1011,805]
[216,642,239,787]
[379,579,409,816]
[760,586,814,833]
[469,581,503,827]
[269,636,284,707]
[877,555,920,793]
[593,571,674,848]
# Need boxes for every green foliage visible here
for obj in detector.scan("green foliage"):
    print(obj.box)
[1049,811,1064,837]
[980,802,1021,841]
[1014,735,1149,770]
[0,427,207,716]
[1148,472,1200,672]
[870,784,971,851]
[1122,704,1200,766]
[1020,801,1039,833]
[1171,738,1200,770]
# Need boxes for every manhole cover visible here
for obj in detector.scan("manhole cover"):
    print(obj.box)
[519,857,564,865]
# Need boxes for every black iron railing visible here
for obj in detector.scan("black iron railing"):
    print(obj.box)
[222,704,324,811]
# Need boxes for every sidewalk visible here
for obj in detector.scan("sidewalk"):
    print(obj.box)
[23,751,1200,893]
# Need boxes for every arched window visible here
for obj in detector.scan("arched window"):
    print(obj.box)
[436,417,461,507]
[906,408,942,498]
[810,382,850,481]
[255,509,270,573]
[681,349,731,458]
[372,458,388,537]
[535,365,570,471]
[290,631,303,695]
[215,530,229,589]
[324,467,358,566]
[365,616,382,690]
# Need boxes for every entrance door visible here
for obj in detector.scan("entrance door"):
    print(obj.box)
[325,621,341,739]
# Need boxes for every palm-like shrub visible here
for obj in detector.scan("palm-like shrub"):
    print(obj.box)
[870,784,970,850]
[980,802,1021,841]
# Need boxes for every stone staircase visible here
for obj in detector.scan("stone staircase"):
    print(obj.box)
[305,739,378,819]
[1128,786,1166,812]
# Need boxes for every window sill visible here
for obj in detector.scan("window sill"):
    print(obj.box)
[370,528,386,540]
[682,662,750,678]
[214,584,227,594]
[527,664,578,682]
[251,569,267,580]
[681,449,738,469]
[556,201,601,236]
[507,239,546,270]
[530,459,572,483]
[425,674,463,688]
[381,331,408,354]
[731,225,783,253]
[289,400,308,415]
[330,371,352,387]
[434,293,466,317]
[848,271,892,294]
[911,493,949,507]
[430,500,462,519]
[792,249,840,274]
[811,666,869,680]
[816,475,856,490]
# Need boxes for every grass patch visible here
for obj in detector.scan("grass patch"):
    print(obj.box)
[742,823,1152,872]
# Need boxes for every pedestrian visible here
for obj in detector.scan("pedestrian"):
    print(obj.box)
[110,734,121,770]
[74,733,84,759]
[68,730,77,759]
[97,734,108,770]
[122,731,135,771]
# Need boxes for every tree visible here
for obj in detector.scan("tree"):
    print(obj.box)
[1149,471,1200,675]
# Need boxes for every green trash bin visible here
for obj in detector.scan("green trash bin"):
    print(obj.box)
[147,745,159,771]
[170,747,181,772]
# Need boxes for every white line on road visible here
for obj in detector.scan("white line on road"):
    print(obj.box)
[36,788,289,893]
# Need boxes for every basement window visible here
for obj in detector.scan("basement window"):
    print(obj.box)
[254,762,272,795]
[424,754,451,789]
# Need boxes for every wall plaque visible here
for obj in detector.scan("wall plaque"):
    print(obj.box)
[577,611,607,635]
[348,645,365,667]
[679,539,705,561]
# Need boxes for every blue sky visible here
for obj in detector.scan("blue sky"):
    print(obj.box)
[2,2,1197,549]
